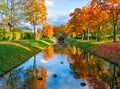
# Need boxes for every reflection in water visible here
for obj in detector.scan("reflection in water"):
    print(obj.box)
[25,65,47,89]
[1,56,47,89]
[0,44,120,89]
[25,56,47,89]
[43,45,54,61]
[54,44,120,89]
[111,65,118,89]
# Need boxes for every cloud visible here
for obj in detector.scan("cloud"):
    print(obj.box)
[45,0,55,7]
[46,0,90,25]
[48,15,69,26]
[69,8,74,13]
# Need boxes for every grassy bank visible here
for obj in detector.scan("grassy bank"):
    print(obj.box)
[66,38,108,52]
[0,39,55,76]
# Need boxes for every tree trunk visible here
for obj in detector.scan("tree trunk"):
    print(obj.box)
[8,27,13,42]
[113,24,117,42]
[8,0,15,42]
[33,25,36,40]
[7,22,13,42]
[87,52,90,62]
[33,55,37,76]
[112,65,118,89]
[97,27,100,42]
[87,28,89,41]
[83,30,86,40]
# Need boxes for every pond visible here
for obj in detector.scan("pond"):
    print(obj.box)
[0,43,120,89]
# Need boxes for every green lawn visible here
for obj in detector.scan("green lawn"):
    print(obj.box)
[0,39,55,76]
[66,38,110,52]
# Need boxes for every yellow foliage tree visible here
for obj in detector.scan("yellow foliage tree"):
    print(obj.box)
[24,0,47,40]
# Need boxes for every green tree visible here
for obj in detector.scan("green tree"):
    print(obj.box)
[0,0,24,41]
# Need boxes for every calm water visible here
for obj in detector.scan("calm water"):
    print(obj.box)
[0,44,120,89]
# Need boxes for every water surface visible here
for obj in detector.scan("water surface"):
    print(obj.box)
[0,44,120,89]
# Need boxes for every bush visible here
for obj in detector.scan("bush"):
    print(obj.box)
[74,36,82,39]
[91,35,97,40]
[0,28,12,41]
[36,32,42,40]
[24,32,34,39]
[107,35,113,40]
[13,32,21,40]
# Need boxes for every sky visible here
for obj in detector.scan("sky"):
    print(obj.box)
[45,0,90,26]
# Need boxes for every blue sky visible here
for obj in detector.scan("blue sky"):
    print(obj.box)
[45,0,90,26]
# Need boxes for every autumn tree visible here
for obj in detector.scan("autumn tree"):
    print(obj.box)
[91,0,120,42]
[69,8,85,39]
[43,23,54,38]
[24,0,47,40]
[88,6,108,41]
[53,26,60,36]
[66,23,76,38]
[53,24,72,38]
[69,7,97,40]
[82,6,95,40]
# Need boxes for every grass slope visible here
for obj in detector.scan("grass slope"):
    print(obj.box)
[0,39,55,76]
[66,38,108,52]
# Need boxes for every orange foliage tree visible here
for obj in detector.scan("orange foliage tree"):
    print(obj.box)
[68,8,89,39]
[90,0,120,42]
[43,23,54,38]
[88,6,108,41]
[68,0,120,41]
[69,7,96,40]
[53,24,72,37]
[82,6,96,40]
[68,8,83,36]
[53,26,61,36]
[68,5,109,41]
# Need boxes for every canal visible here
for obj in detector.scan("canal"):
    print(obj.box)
[0,43,120,89]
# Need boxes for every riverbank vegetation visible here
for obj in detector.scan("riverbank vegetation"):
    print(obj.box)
[0,39,55,76]
[66,38,120,64]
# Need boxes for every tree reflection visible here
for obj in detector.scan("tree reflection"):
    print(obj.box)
[43,45,54,61]
[69,51,120,89]
[111,65,118,89]
[2,67,26,89]
[0,78,11,89]
[25,65,47,89]
[2,55,47,89]
[54,44,120,89]
[25,55,47,89]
